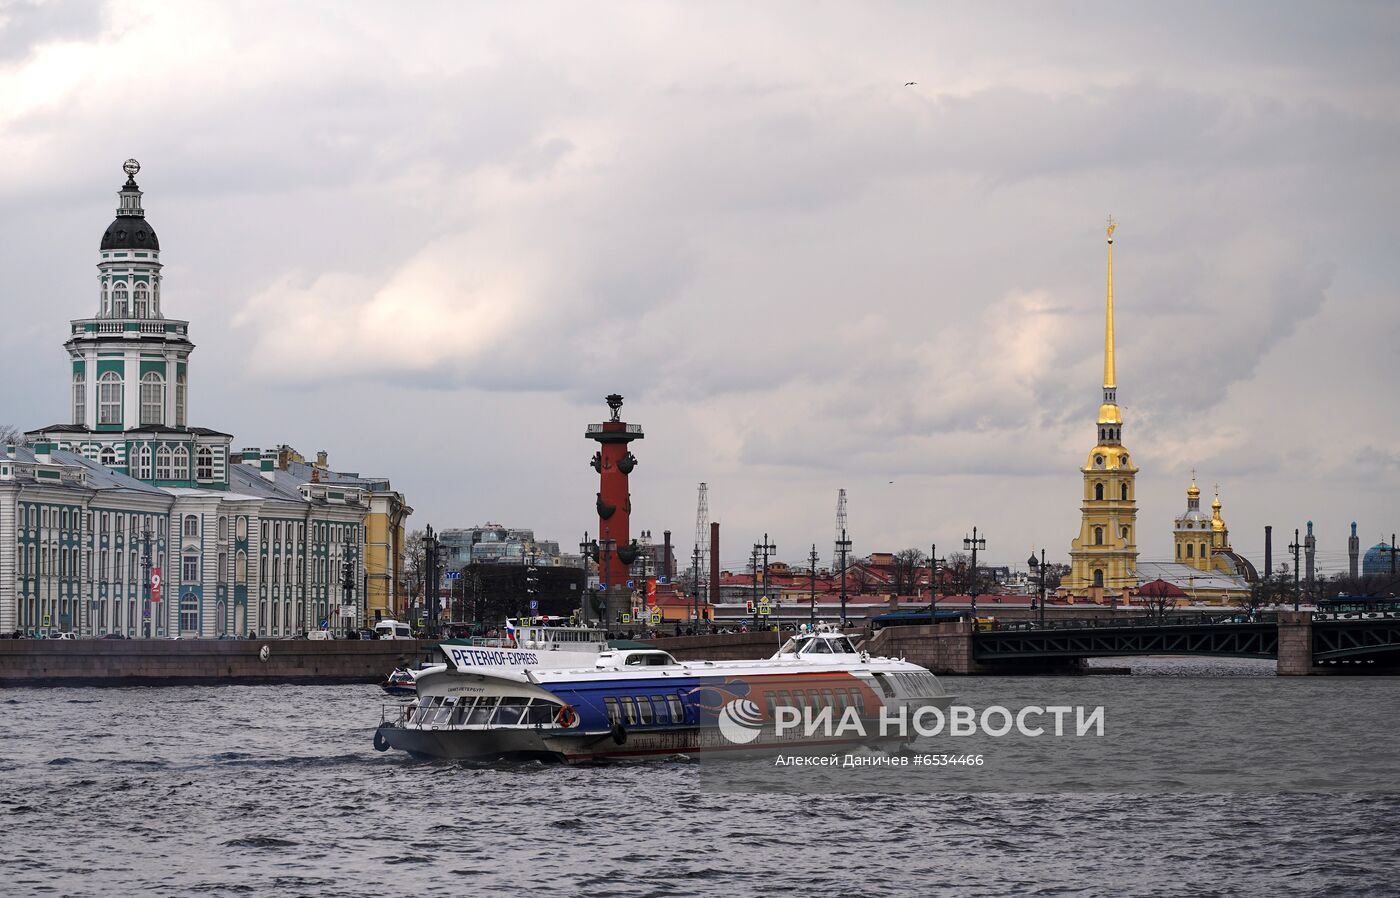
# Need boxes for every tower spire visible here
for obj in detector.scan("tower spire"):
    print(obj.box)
[1104,215,1116,391]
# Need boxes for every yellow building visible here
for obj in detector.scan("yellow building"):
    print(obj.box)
[1172,479,1257,581]
[1068,219,1140,594]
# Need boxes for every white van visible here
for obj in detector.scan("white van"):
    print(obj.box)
[374,620,413,640]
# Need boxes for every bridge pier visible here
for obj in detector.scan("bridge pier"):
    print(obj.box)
[1277,611,1316,676]
[863,621,985,674]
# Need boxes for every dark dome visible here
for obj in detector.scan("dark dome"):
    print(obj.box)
[101,217,159,251]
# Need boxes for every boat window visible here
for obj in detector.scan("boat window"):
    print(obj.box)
[621,697,638,725]
[650,695,670,725]
[524,701,556,726]
[778,638,800,655]
[833,637,858,654]
[433,697,458,725]
[467,697,498,725]
[495,698,529,725]
[805,639,832,654]
[668,695,684,722]
[872,673,896,698]
[626,655,645,665]
[604,697,621,726]
[636,697,653,725]
[821,688,836,708]
[808,689,822,707]
[450,697,473,725]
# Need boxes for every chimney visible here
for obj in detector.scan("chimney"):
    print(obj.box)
[33,442,52,463]
[1264,525,1273,578]
[241,447,260,466]
[260,449,276,481]
[316,450,328,469]
[1349,522,1360,579]
[5,444,17,458]
[662,530,672,580]
[710,521,720,608]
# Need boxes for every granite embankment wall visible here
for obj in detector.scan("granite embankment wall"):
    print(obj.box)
[0,639,438,687]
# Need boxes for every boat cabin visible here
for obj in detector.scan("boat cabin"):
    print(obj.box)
[596,649,678,668]
[773,631,861,658]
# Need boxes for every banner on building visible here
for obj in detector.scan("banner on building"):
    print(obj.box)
[151,567,162,604]
[646,578,657,606]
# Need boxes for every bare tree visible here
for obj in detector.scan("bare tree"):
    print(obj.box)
[890,548,927,595]
[403,528,427,603]
[848,564,875,595]
[0,424,21,446]
[1135,583,1179,622]
[1234,573,1293,617]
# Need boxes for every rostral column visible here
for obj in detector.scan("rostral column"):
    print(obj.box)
[585,394,644,625]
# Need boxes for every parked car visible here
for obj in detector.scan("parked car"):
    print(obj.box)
[99,632,127,640]
[53,631,78,640]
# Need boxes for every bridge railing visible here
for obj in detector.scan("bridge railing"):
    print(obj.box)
[986,611,1278,632]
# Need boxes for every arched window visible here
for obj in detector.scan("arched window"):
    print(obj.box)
[101,284,109,316]
[183,514,199,538]
[1094,527,1104,545]
[98,372,123,425]
[152,281,160,316]
[197,446,214,480]
[140,372,165,425]
[155,446,173,480]
[171,445,189,479]
[218,553,227,581]
[175,373,187,428]
[236,550,247,585]
[1177,543,1182,559]
[1187,543,1194,558]
[133,444,152,479]
[218,516,227,540]
[1094,483,1104,501]
[73,371,85,425]
[1093,569,1104,588]
[98,446,117,466]
[1120,483,1129,501]
[1121,526,1129,541]
[133,284,148,318]
[236,516,247,541]
[112,284,128,317]
[180,591,199,633]
[1200,542,1208,559]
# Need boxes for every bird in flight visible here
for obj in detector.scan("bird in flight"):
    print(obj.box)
[904,81,916,86]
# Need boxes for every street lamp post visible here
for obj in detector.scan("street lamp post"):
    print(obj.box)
[964,527,987,621]
[929,543,942,627]
[808,544,819,628]
[342,532,356,638]
[691,545,702,632]
[141,529,153,638]
[836,528,852,627]
[1028,548,1047,629]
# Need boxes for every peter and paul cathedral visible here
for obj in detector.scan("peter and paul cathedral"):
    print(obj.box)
[1067,219,1139,595]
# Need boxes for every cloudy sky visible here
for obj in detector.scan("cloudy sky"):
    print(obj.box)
[2,1,1398,575]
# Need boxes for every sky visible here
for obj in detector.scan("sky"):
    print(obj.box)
[2,1,1398,576]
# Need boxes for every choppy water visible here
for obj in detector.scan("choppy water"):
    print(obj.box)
[3,658,1399,897]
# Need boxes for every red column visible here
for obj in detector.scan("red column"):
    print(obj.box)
[586,395,644,594]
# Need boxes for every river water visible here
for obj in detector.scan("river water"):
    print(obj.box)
[3,658,1399,897]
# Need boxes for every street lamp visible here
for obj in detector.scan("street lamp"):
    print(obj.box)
[929,543,944,626]
[964,527,987,620]
[1028,548,1047,629]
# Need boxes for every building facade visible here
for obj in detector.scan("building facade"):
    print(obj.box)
[0,162,400,637]
[1067,219,1140,593]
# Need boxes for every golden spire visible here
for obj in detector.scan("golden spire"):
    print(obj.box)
[1104,215,1116,390]
[1187,469,1200,499]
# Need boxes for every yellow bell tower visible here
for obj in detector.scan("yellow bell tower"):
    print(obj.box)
[1068,218,1139,594]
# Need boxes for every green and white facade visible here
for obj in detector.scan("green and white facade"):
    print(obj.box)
[2,162,371,637]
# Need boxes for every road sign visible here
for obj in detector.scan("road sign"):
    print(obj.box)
[621,613,633,624]
[529,600,539,611]
[445,571,462,580]
[649,612,661,625]
[320,619,329,629]
[758,596,770,610]
[43,614,51,627]
[757,607,770,616]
